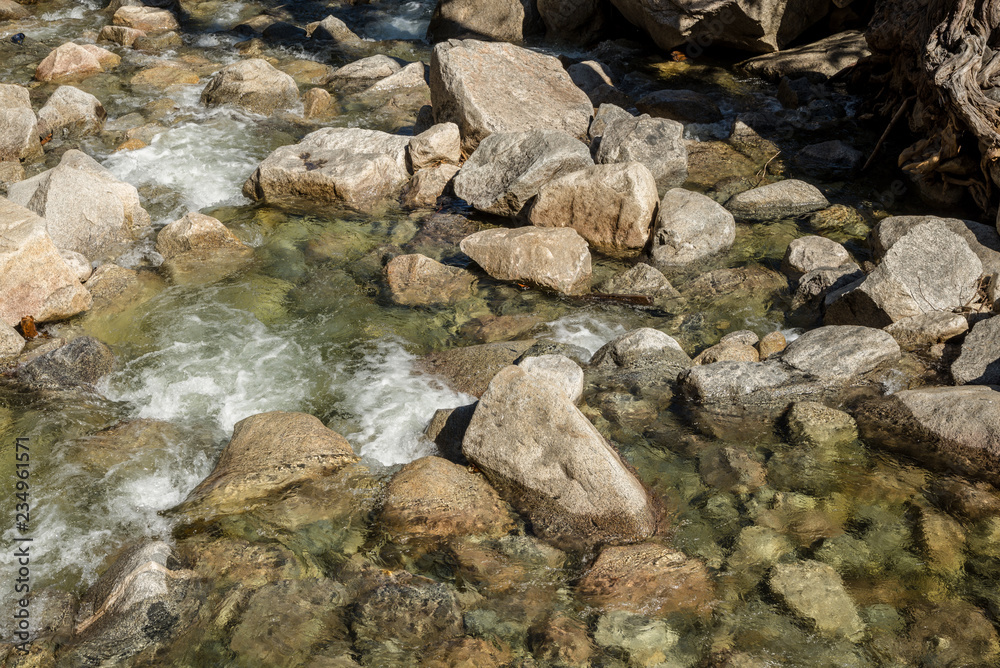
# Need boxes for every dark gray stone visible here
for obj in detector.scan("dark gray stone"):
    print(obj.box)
[952,315,1000,385]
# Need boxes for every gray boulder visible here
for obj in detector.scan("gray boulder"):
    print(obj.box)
[871,215,1000,276]
[460,226,591,294]
[591,327,687,369]
[0,84,42,162]
[243,128,411,213]
[780,325,900,382]
[594,113,688,194]
[725,179,829,220]
[782,235,852,279]
[952,315,1000,385]
[308,15,362,43]
[588,102,634,141]
[651,188,735,267]
[595,263,683,308]
[769,560,864,640]
[740,31,871,82]
[453,129,593,218]
[7,150,151,261]
[518,353,585,403]
[430,39,593,152]
[427,0,541,42]
[528,162,658,255]
[14,337,114,390]
[408,122,461,171]
[885,312,969,350]
[37,86,107,140]
[402,163,460,208]
[567,61,627,107]
[463,364,657,550]
[200,59,299,116]
[326,55,401,83]
[537,0,606,42]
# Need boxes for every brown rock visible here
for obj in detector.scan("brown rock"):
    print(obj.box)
[112,5,179,32]
[34,43,105,82]
[693,342,760,365]
[460,227,592,295]
[385,253,476,305]
[97,25,146,47]
[303,87,332,119]
[401,163,460,208]
[155,212,247,259]
[130,64,200,87]
[0,84,42,162]
[757,330,786,359]
[420,339,535,397]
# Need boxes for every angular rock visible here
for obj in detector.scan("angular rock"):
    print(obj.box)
[636,89,723,124]
[176,411,359,521]
[780,325,900,382]
[420,339,535,397]
[725,180,830,221]
[786,401,857,449]
[885,311,969,350]
[155,212,246,259]
[7,149,151,260]
[385,253,476,306]
[200,59,299,115]
[952,315,1000,385]
[589,102,634,141]
[568,60,616,102]
[379,455,514,541]
[0,84,41,162]
[309,15,361,43]
[825,221,983,327]
[463,365,657,549]
[769,560,864,640]
[243,128,410,213]
[112,6,179,32]
[302,87,331,119]
[460,226,592,294]
[517,353,584,403]
[327,55,401,83]
[430,39,593,152]
[97,25,147,47]
[594,114,688,194]
[36,85,106,139]
[740,31,871,82]
[427,0,540,42]
[0,323,25,358]
[651,188,735,267]
[408,122,461,171]
[402,163,460,208]
[34,42,108,82]
[782,235,851,279]
[0,196,92,326]
[791,263,863,315]
[85,263,141,311]
[591,327,687,369]
[872,214,1000,276]
[362,61,428,94]
[14,336,113,390]
[595,263,683,307]
[795,140,862,180]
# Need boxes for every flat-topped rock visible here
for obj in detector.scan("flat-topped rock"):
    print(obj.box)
[112,5,179,32]
[460,226,592,295]
[725,180,830,221]
[740,31,871,82]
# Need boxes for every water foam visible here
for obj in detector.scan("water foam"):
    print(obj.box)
[363,0,433,40]
[544,313,627,355]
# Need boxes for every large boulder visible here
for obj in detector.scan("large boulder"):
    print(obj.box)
[537,0,606,42]
[35,43,117,82]
[243,128,411,213]
[593,113,688,194]
[871,215,1000,277]
[7,149,152,261]
[826,220,983,327]
[782,235,852,279]
[36,85,107,140]
[462,364,657,549]
[408,122,461,171]
[610,0,832,54]
[427,0,541,43]
[201,59,299,116]
[740,31,871,82]
[0,0,28,19]
[453,129,593,218]
[0,197,92,326]
[460,227,592,295]
[528,162,658,255]
[650,188,735,267]
[430,39,593,152]
[951,315,1000,385]
[0,84,41,162]
[419,339,536,397]
[385,253,477,306]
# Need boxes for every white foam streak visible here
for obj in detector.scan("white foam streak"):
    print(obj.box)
[544,313,627,355]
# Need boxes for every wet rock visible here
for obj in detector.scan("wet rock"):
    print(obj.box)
[872,214,1000,276]
[423,637,513,668]
[155,212,246,259]
[65,542,200,666]
[769,560,864,640]
[591,327,688,369]
[112,6,179,32]
[693,341,759,365]
[780,324,900,381]
[430,39,592,151]
[72,419,181,471]
[427,0,540,42]
[593,610,681,667]
[85,263,141,311]
[0,323,24,358]
[0,0,28,19]
[528,162,658,255]
[932,475,1000,521]
[201,58,298,115]
[786,402,857,449]
[651,187,736,267]
[460,226,591,295]
[0,84,41,162]
[578,542,714,617]
[725,525,795,590]
[757,331,786,358]
[517,353,584,403]
[916,506,966,576]
[795,140,863,180]
[454,129,593,218]
[133,30,181,52]
[243,128,410,213]
[408,122,461,171]
[951,314,1000,384]
[34,42,113,82]
[781,235,851,279]
[37,85,105,140]
[463,364,656,549]
[379,455,514,541]
[352,577,463,657]
[308,15,361,43]
[904,603,1000,667]
[130,63,200,87]
[595,262,683,308]
[885,311,969,350]
[725,179,830,221]
[175,411,359,522]
[826,221,983,327]
[420,339,535,397]
[385,253,476,306]
[740,31,871,82]
[13,337,112,390]
[529,613,594,667]
[0,196,91,326]
[683,265,787,301]
[7,149,151,260]
[459,313,540,343]
[402,163,460,208]
[326,55,401,83]
[594,113,688,194]
[97,25,146,47]
[636,88,723,124]
[698,445,766,494]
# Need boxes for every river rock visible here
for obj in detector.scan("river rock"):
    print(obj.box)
[781,325,900,381]
[7,149,151,260]
[85,263,141,311]
[454,129,593,218]
[740,31,871,82]
[610,0,829,54]
[0,197,92,326]
[427,0,540,42]
[0,84,41,162]
[201,59,298,115]
[528,162,658,255]
[0,324,24,358]
[362,61,428,94]
[97,25,147,47]
[951,314,1000,384]
[693,341,759,365]
[0,0,28,19]
[759,331,787,359]
[327,55,401,83]
[402,163,460,208]
[884,311,969,350]
[567,60,618,104]
[112,6,179,32]
[636,89,723,124]
[529,614,594,667]
[155,212,246,258]
[34,42,111,82]
[352,577,463,658]
[903,603,1000,667]
[36,85,106,139]
[872,214,1000,276]
[385,253,476,305]
[791,263,863,316]
[577,543,714,617]
[463,364,657,549]
[726,180,830,220]
[130,63,200,87]
[430,39,593,151]
[408,122,461,170]
[302,87,331,118]
[243,127,411,213]
[825,221,983,327]
[795,140,863,180]
[420,339,535,397]
[14,336,113,390]
[379,455,514,541]
[769,560,864,640]
[595,263,683,308]
[460,226,592,295]
[786,401,857,449]
[594,113,688,194]
[782,235,851,280]
[66,542,200,666]
[517,353,584,403]
[176,411,359,521]
[309,15,362,43]
[589,102,634,141]
[591,327,687,369]
[651,188,736,267]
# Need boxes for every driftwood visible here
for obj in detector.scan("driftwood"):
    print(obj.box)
[866,0,1000,211]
